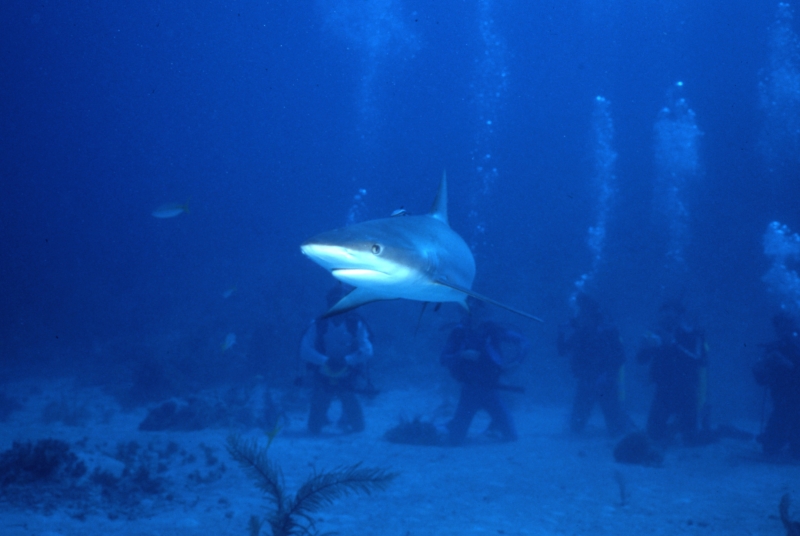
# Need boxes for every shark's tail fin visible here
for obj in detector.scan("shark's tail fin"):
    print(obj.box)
[434,279,544,322]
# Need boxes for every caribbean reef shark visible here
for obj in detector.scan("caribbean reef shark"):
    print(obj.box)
[301,174,543,321]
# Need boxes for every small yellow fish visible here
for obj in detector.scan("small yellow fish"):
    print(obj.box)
[221,332,237,352]
[265,423,282,449]
[152,202,189,218]
[222,286,237,299]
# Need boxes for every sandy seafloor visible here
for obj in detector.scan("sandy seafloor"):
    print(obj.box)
[0,380,797,536]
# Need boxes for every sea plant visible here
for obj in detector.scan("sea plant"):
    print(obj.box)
[226,431,396,536]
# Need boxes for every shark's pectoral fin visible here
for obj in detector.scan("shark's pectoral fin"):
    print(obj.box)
[323,287,389,318]
[434,279,544,323]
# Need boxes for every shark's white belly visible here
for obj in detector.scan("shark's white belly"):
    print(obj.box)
[331,267,467,303]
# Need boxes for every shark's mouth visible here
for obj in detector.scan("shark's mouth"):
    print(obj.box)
[332,268,388,279]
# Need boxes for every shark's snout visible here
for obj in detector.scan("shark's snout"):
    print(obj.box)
[302,240,394,288]
[301,243,352,262]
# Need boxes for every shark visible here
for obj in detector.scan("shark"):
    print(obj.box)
[300,174,543,322]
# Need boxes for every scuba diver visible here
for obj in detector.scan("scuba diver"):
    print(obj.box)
[753,311,800,459]
[557,292,633,436]
[299,285,374,435]
[637,300,708,446]
[440,301,529,445]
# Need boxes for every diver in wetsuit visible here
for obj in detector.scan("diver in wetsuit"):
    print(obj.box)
[637,300,708,445]
[441,303,529,445]
[300,285,373,434]
[558,292,632,436]
[753,311,800,459]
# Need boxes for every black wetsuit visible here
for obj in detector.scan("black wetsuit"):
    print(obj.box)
[558,321,629,436]
[441,321,528,445]
[753,338,800,458]
[638,325,707,444]
[300,314,372,434]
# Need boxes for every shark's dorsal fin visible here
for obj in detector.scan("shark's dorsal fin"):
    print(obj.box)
[433,278,544,322]
[429,171,448,225]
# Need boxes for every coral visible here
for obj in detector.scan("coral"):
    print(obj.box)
[384,416,443,446]
[0,437,224,520]
[0,439,86,487]
[227,432,396,536]
[89,440,180,518]
[139,387,285,431]
[138,398,224,431]
[780,493,800,536]
[0,439,89,514]
[613,431,664,467]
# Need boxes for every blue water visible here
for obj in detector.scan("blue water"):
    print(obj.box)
[1,0,798,422]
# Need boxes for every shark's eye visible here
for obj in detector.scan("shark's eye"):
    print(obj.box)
[371,244,382,255]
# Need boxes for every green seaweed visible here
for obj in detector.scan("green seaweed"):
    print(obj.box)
[227,432,397,535]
